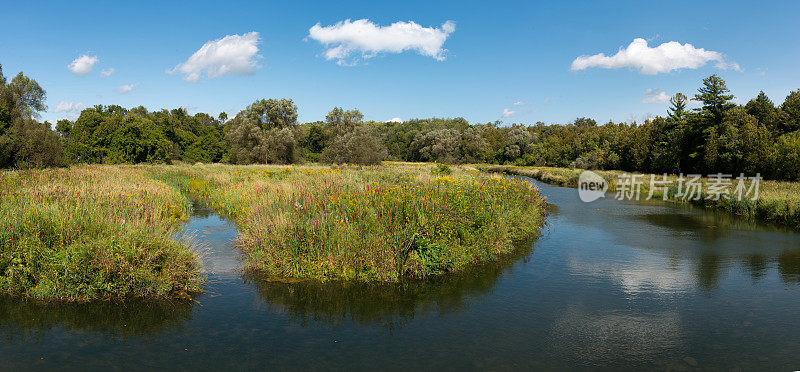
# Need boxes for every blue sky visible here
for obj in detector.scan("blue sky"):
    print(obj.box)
[1,0,798,125]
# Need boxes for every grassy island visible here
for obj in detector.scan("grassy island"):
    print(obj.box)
[154,163,546,281]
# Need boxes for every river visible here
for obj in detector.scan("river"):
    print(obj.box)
[1,178,799,370]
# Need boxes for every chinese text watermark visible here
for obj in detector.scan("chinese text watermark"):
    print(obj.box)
[578,171,762,203]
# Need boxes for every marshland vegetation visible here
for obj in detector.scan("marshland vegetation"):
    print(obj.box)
[0,163,547,300]
[153,163,546,281]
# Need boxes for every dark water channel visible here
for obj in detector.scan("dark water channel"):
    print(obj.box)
[2,179,800,370]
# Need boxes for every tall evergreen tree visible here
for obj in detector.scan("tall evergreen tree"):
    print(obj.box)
[668,93,688,121]
[694,74,735,129]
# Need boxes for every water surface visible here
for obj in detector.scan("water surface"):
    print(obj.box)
[2,179,800,370]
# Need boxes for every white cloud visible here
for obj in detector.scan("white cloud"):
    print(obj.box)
[54,101,85,113]
[100,68,115,77]
[642,88,671,104]
[513,101,531,106]
[501,108,517,118]
[116,83,139,94]
[169,32,262,82]
[307,19,456,65]
[571,38,740,74]
[68,54,99,75]
[386,117,403,123]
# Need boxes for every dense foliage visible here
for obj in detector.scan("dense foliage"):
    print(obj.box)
[2,61,799,181]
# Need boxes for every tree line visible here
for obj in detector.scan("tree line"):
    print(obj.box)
[1,63,799,180]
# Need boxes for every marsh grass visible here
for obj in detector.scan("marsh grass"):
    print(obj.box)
[0,165,202,300]
[0,163,546,299]
[481,165,800,229]
[150,164,547,282]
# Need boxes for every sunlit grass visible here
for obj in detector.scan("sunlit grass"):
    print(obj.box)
[152,163,547,281]
[0,165,202,301]
[0,163,547,299]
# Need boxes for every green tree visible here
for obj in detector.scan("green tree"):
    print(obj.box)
[780,90,800,133]
[772,131,800,180]
[321,127,387,165]
[573,117,597,127]
[668,93,688,121]
[243,98,298,129]
[0,72,46,119]
[745,91,780,132]
[224,98,299,164]
[0,65,61,168]
[694,74,735,129]
[325,107,364,136]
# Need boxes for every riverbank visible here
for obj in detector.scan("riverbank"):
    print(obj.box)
[0,163,546,300]
[479,165,800,229]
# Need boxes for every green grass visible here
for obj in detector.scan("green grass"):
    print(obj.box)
[0,165,202,301]
[150,163,547,282]
[480,165,800,229]
[0,163,547,299]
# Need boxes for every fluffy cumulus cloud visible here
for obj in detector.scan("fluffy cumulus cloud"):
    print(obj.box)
[571,38,740,74]
[501,108,517,118]
[642,88,671,104]
[100,68,115,77]
[116,83,139,94]
[170,32,262,82]
[54,101,85,113]
[68,54,99,75]
[386,117,403,123]
[307,19,456,65]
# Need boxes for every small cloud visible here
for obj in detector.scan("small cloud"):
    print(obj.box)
[756,67,767,76]
[386,117,402,123]
[642,88,670,104]
[169,32,262,82]
[501,108,517,118]
[68,54,99,75]
[54,101,85,113]
[116,83,139,94]
[513,101,531,106]
[543,97,552,104]
[571,38,739,75]
[307,19,456,65]
[100,68,115,77]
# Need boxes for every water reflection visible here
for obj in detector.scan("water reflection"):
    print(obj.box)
[567,254,694,295]
[778,250,800,284]
[0,297,193,341]
[247,244,534,328]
